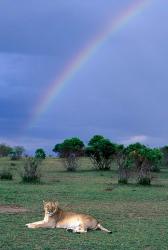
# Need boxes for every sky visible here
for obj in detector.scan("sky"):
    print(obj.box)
[0,0,168,154]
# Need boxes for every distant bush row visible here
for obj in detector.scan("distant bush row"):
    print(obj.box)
[0,144,25,160]
[52,135,165,185]
[1,135,168,185]
[0,143,46,160]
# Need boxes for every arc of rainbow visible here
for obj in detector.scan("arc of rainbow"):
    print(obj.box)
[29,0,150,128]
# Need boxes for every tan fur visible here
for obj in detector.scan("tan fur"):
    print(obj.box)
[26,201,112,233]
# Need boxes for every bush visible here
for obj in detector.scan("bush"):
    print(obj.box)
[21,157,41,183]
[151,165,160,172]
[0,168,13,180]
[160,146,168,167]
[138,177,151,185]
[115,144,133,184]
[118,178,128,184]
[53,137,84,171]
[10,162,16,166]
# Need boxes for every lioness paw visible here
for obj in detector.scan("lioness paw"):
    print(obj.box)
[26,223,36,228]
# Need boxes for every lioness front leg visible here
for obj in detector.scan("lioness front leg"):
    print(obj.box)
[26,220,54,229]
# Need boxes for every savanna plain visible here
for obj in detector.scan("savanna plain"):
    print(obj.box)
[1,157,168,250]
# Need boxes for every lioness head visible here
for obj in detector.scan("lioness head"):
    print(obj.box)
[43,201,59,216]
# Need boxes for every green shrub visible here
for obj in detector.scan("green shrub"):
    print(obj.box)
[10,162,16,166]
[160,146,168,167]
[0,168,13,180]
[118,178,128,184]
[138,177,151,185]
[151,165,160,172]
[21,157,41,183]
[115,144,133,184]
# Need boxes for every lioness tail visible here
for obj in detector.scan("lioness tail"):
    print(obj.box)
[97,223,112,233]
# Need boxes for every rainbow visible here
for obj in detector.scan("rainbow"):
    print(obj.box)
[29,0,150,128]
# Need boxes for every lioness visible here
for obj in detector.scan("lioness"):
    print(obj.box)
[26,201,112,233]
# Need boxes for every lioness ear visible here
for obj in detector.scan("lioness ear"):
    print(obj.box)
[43,200,46,204]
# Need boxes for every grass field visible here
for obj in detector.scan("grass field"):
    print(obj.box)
[1,157,168,250]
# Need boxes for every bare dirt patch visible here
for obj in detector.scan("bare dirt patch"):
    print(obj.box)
[0,204,29,214]
[104,188,114,191]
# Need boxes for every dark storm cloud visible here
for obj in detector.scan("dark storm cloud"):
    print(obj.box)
[0,0,168,153]
[0,0,125,56]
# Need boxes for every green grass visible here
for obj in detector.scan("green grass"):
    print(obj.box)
[1,157,168,249]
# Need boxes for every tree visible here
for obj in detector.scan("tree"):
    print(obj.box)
[0,143,12,157]
[35,148,46,159]
[88,135,104,145]
[85,135,116,170]
[10,146,25,160]
[53,137,84,171]
[126,143,162,185]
